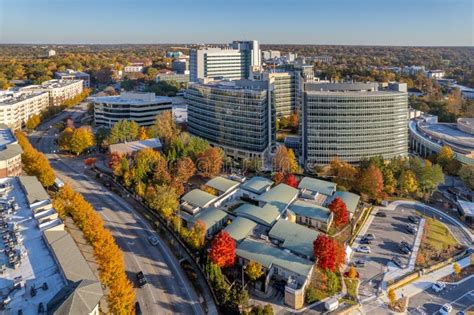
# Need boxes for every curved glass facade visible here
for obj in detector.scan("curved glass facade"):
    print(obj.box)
[303,89,408,165]
[187,82,272,160]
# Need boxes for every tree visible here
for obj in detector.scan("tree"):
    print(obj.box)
[246,261,264,281]
[145,185,178,219]
[272,171,285,185]
[201,185,217,196]
[459,165,474,189]
[84,157,97,167]
[326,270,340,295]
[388,288,396,307]
[149,111,179,146]
[230,287,249,309]
[453,262,462,278]
[25,114,41,130]
[273,146,298,174]
[399,170,418,195]
[183,135,210,160]
[209,231,236,268]
[137,126,148,140]
[107,120,139,144]
[358,164,384,199]
[58,127,74,151]
[437,145,454,168]
[284,174,298,188]
[382,168,397,195]
[313,234,345,272]
[289,112,298,131]
[347,266,358,279]
[329,158,358,190]
[69,126,95,155]
[328,197,349,227]
[175,157,196,183]
[186,220,206,250]
[196,147,223,178]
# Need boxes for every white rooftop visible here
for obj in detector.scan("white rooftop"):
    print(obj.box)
[93,92,172,105]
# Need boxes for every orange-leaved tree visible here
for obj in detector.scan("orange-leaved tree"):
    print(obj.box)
[328,197,349,227]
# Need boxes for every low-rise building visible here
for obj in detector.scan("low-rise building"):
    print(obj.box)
[156,71,189,85]
[93,92,173,127]
[108,138,162,156]
[0,125,22,177]
[224,217,258,242]
[188,207,228,238]
[426,70,445,79]
[55,69,91,88]
[325,191,361,218]
[124,63,145,73]
[298,177,337,201]
[180,189,219,215]
[268,219,318,260]
[0,91,49,129]
[288,200,333,232]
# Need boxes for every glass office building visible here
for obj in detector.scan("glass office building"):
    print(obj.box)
[187,80,274,161]
[302,82,408,166]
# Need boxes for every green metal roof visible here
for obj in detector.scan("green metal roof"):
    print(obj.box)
[205,176,240,193]
[224,217,257,242]
[19,176,50,205]
[240,176,274,194]
[289,200,332,223]
[193,207,228,230]
[268,219,318,258]
[236,239,314,278]
[235,184,299,226]
[326,191,361,213]
[181,189,218,208]
[298,177,337,196]
[257,183,299,206]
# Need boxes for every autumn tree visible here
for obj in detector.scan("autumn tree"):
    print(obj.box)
[437,145,454,168]
[284,174,299,188]
[313,234,345,272]
[246,261,264,281]
[84,157,97,167]
[459,164,474,189]
[453,262,462,279]
[358,164,384,199]
[347,266,358,279]
[273,145,298,174]
[289,112,298,131]
[184,220,207,250]
[58,127,74,151]
[69,126,95,155]
[209,231,236,268]
[149,111,179,146]
[175,156,196,183]
[388,288,396,307]
[25,114,41,130]
[108,152,122,175]
[272,171,285,185]
[399,170,418,195]
[329,158,358,190]
[196,147,223,178]
[137,126,148,140]
[145,184,178,219]
[328,197,349,227]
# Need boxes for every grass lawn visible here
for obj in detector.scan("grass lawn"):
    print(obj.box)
[416,216,463,267]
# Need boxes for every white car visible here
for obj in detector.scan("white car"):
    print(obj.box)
[439,303,452,315]
[356,246,371,254]
[431,281,446,292]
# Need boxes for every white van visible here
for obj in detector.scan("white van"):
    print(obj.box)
[324,297,339,312]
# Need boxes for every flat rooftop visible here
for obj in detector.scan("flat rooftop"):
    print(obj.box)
[0,124,16,148]
[0,178,65,314]
[109,138,162,155]
[93,92,172,105]
[419,122,474,148]
[0,91,48,106]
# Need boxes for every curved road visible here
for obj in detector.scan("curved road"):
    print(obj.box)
[29,109,206,315]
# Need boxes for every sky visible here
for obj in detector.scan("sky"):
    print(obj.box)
[0,0,473,46]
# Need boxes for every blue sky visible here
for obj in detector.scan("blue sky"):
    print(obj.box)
[0,0,472,45]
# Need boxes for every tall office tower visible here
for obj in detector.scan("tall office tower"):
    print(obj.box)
[187,80,274,162]
[189,40,261,82]
[264,71,299,117]
[302,82,408,167]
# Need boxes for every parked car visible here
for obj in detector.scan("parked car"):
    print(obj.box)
[364,233,376,241]
[399,244,411,255]
[439,303,452,315]
[432,281,446,293]
[375,211,387,217]
[360,238,372,245]
[135,302,142,315]
[136,271,147,287]
[392,256,405,268]
[405,224,417,234]
[147,235,159,246]
[324,297,339,311]
[356,246,371,254]
[401,241,413,252]
[408,215,421,224]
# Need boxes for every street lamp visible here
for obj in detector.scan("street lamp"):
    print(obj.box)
[242,264,247,288]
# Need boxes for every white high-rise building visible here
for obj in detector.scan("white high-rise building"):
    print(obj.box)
[189,40,261,82]
[0,92,50,129]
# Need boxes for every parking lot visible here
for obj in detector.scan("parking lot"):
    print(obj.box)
[352,206,420,298]
[408,277,474,314]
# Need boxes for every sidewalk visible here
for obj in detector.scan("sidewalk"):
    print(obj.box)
[384,255,471,301]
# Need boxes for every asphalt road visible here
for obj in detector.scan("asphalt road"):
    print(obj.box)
[408,277,474,314]
[30,108,205,315]
[354,206,419,299]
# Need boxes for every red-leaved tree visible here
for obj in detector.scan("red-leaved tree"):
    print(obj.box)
[313,234,346,272]
[209,231,236,268]
[328,197,349,227]
[358,164,384,199]
[272,171,285,185]
[284,174,299,188]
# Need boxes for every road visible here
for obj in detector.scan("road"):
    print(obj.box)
[29,107,206,315]
[408,277,474,314]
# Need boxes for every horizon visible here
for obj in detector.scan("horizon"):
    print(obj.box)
[1,0,473,46]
